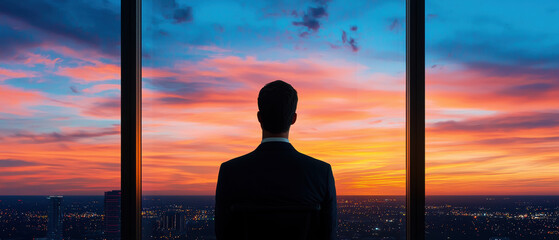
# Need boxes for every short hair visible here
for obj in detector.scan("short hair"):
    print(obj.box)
[258,80,298,133]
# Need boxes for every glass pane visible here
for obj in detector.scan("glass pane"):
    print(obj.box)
[426,0,559,239]
[0,1,121,239]
[142,0,406,239]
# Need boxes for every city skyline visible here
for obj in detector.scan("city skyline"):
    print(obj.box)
[0,0,558,196]
[1,195,557,239]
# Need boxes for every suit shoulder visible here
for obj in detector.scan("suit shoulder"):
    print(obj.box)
[220,151,255,168]
[297,152,332,170]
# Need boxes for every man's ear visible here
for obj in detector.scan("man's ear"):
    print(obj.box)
[257,111,262,123]
[291,113,297,125]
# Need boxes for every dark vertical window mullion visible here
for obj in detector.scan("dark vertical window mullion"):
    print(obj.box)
[406,0,426,239]
[121,0,142,239]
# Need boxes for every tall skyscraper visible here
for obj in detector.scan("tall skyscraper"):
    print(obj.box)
[104,190,121,240]
[46,196,63,240]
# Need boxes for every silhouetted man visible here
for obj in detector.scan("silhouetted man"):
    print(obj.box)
[215,80,337,240]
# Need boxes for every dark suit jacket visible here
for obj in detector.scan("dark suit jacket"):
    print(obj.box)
[215,141,337,239]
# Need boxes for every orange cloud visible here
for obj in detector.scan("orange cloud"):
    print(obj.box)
[2,50,557,196]
[0,126,120,195]
[140,56,558,195]
[425,65,559,195]
[141,55,406,195]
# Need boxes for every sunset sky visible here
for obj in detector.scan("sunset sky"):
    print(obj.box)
[0,0,557,196]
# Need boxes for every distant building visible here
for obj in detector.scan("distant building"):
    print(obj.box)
[46,196,63,240]
[104,190,121,240]
[159,211,188,234]
[142,216,158,239]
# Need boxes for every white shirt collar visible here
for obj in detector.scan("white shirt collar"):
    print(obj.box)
[261,137,290,143]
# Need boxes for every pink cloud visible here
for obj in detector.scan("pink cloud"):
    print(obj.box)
[82,84,120,94]
[189,44,232,53]
[24,53,61,68]
[80,97,120,120]
[56,63,119,82]
[427,67,559,112]
[47,44,117,64]
[0,85,45,116]
[0,68,34,82]
[143,67,180,78]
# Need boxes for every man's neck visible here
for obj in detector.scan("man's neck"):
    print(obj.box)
[261,130,289,140]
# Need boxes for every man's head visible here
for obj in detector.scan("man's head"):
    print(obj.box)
[257,80,298,134]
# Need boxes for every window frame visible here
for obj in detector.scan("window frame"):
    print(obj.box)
[406,0,426,239]
[121,0,142,239]
[120,0,425,239]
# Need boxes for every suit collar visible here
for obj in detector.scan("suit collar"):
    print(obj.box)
[255,141,296,152]
[261,137,290,143]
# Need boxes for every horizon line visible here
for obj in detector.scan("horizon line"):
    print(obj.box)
[2,194,559,197]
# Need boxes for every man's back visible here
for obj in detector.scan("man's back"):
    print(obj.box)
[215,141,337,239]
